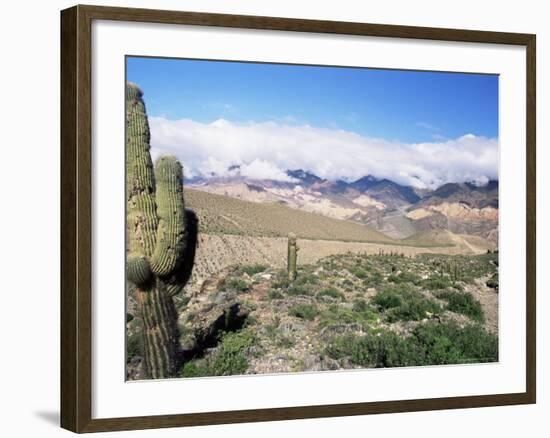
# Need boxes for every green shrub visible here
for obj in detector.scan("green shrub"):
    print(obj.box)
[350,267,368,279]
[373,285,441,322]
[326,331,417,367]
[388,271,421,285]
[264,317,281,339]
[435,290,485,323]
[275,336,296,349]
[372,289,402,309]
[326,321,498,368]
[294,272,320,286]
[180,361,210,378]
[386,295,441,322]
[352,298,369,313]
[322,260,337,270]
[486,272,499,290]
[412,322,498,364]
[227,278,249,292]
[316,287,345,300]
[239,264,268,276]
[267,289,284,300]
[180,331,257,377]
[386,275,399,283]
[289,304,319,321]
[422,276,453,290]
[319,303,377,328]
[342,279,354,287]
[362,271,383,287]
[286,283,314,296]
[126,333,141,363]
[210,331,256,376]
[325,333,368,363]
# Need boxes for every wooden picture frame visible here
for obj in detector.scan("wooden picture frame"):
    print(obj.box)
[60,4,536,433]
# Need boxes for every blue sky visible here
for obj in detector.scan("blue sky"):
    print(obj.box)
[127,56,498,144]
[126,57,499,188]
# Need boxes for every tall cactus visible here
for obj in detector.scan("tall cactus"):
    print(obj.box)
[287,233,298,281]
[126,82,198,379]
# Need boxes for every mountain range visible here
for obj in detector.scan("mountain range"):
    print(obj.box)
[187,167,498,243]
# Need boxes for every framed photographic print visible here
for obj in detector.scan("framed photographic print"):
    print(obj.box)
[60,4,536,433]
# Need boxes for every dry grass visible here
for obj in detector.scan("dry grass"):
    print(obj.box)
[404,229,496,252]
[187,189,393,243]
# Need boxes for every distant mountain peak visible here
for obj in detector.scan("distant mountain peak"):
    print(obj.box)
[349,175,379,192]
[286,169,324,185]
[422,180,498,209]
[355,175,378,183]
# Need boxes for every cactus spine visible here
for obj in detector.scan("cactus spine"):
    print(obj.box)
[287,233,298,281]
[126,82,198,379]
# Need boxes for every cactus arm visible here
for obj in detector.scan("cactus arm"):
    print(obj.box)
[149,156,187,277]
[126,255,152,286]
[164,209,199,296]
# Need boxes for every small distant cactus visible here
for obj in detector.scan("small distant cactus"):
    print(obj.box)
[452,263,460,281]
[287,233,299,281]
[126,82,198,379]
[445,261,461,282]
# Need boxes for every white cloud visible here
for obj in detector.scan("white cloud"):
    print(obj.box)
[240,159,297,182]
[148,117,498,189]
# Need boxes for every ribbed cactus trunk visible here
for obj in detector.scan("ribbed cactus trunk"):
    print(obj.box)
[135,285,180,379]
[287,233,298,281]
[126,82,197,379]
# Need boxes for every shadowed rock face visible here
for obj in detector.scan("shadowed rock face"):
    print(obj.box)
[361,179,421,207]
[401,181,499,242]
[286,169,324,186]
[420,181,499,209]
[349,175,379,192]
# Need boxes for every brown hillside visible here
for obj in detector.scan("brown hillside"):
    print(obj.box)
[186,188,394,243]
[403,229,496,253]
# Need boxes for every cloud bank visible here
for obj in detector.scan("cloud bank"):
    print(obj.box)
[148,117,498,189]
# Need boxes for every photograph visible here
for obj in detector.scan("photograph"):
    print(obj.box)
[125,57,500,381]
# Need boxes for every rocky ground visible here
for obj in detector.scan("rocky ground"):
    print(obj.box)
[127,251,499,379]
[185,233,494,297]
